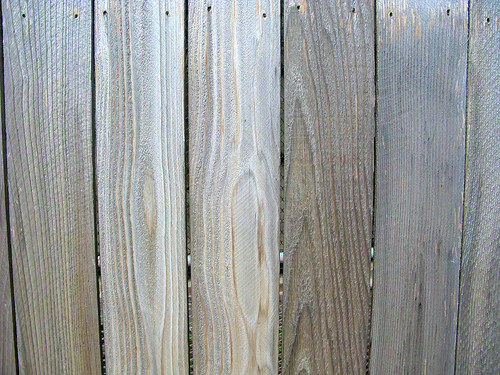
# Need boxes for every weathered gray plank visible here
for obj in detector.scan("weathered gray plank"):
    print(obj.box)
[0,39,16,374]
[456,1,500,373]
[95,1,187,373]
[188,1,280,373]
[283,1,375,373]
[370,1,468,374]
[2,1,100,373]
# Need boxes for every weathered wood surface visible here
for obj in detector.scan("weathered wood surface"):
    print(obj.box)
[283,1,375,374]
[0,27,16,372]
[95,1,187,373]
[188,1,280,373]
[2,1,101,373]
[456,1,500,373]
[370,1,468,374]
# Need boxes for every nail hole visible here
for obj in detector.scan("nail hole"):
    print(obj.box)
[487,17,490,23]
[166,10,169,16]
[102,10,107,16]
[74,14,78,18]
[389,12,393,17]
[446,9,450,16]
[22,13,26,18]
[207,5,211,11]
[352,7,356,13]
[297,5,300,10]
[263,13,267,18]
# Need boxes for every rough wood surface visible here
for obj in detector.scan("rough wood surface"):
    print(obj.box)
[2,1,100,373]
[456,1,500,373]
[370,1,468,374]
[188,1,280,373]
[95,1,187,373]
[283,1,375,374]
[0,30,16,372]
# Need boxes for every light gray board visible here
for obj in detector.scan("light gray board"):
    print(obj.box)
[95,1,188,373]
[2,1,101,373]
[0,24,16,372]
[188,1,281,373]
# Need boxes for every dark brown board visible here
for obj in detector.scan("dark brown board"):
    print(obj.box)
[283,1,376,373]
[370,1,468,374]
[456,1,500,373]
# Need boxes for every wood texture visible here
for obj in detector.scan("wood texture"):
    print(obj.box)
[283,1,375,373]
[456,1,500,373]
[370,1,468,374]
[2,1,100,373]
[0,29,16,372]
[188,1,280,373]
[95,1,187,373]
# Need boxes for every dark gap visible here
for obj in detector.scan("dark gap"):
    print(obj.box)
[91,1,106,374]
[263,12,267,18]
[0,1,20,373]
[454,2,472,373]
[367,2,379,374]
[279,0,284,373]
[207,5,211,12]
[184,1,193,374]
[389,12,393,17]
[74,14,78,18]
[21,13,25,18]
[447,9,450,16]
[166,10,169,16]
[352,7,356,14]
[486,17,490,23]
[296,5,300,10]
[102,10,107,16]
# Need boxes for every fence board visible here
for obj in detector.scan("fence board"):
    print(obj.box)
[0,40,16,373]
[283,1,375,373]
[188,1,280,373]
[370,1,468,374]
[456,1,500,373]
[95,1,187,373]
[2,1,100,373]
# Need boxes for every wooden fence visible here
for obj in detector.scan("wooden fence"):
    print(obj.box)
[0,0,499,374]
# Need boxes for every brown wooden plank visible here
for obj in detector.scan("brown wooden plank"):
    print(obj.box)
[370,1,468,374]
[2,0,101,373]
[283,1,375,373]
[456,1,500,373]
[95,1,187,373]
[188,1,280,373]
[0,28,16,372]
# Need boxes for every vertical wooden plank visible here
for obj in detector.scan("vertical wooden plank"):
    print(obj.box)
[283,1,375,373]
[0,24,16,371]
[95,1,187,373]
[2,1,100,373]
[456,1,500,373]
[370,1,468,374]
[189,1,280,373]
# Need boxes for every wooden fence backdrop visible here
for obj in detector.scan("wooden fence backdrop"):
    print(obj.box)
[0,0,499,374]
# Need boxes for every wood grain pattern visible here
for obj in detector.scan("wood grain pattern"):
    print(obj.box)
[95,1,187,373]
[370,1,468,374]
[283,1,375,373]
[456,1,500,373]
[0,32,16,372]
[188,1,280,373]
[2,1,100,373]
